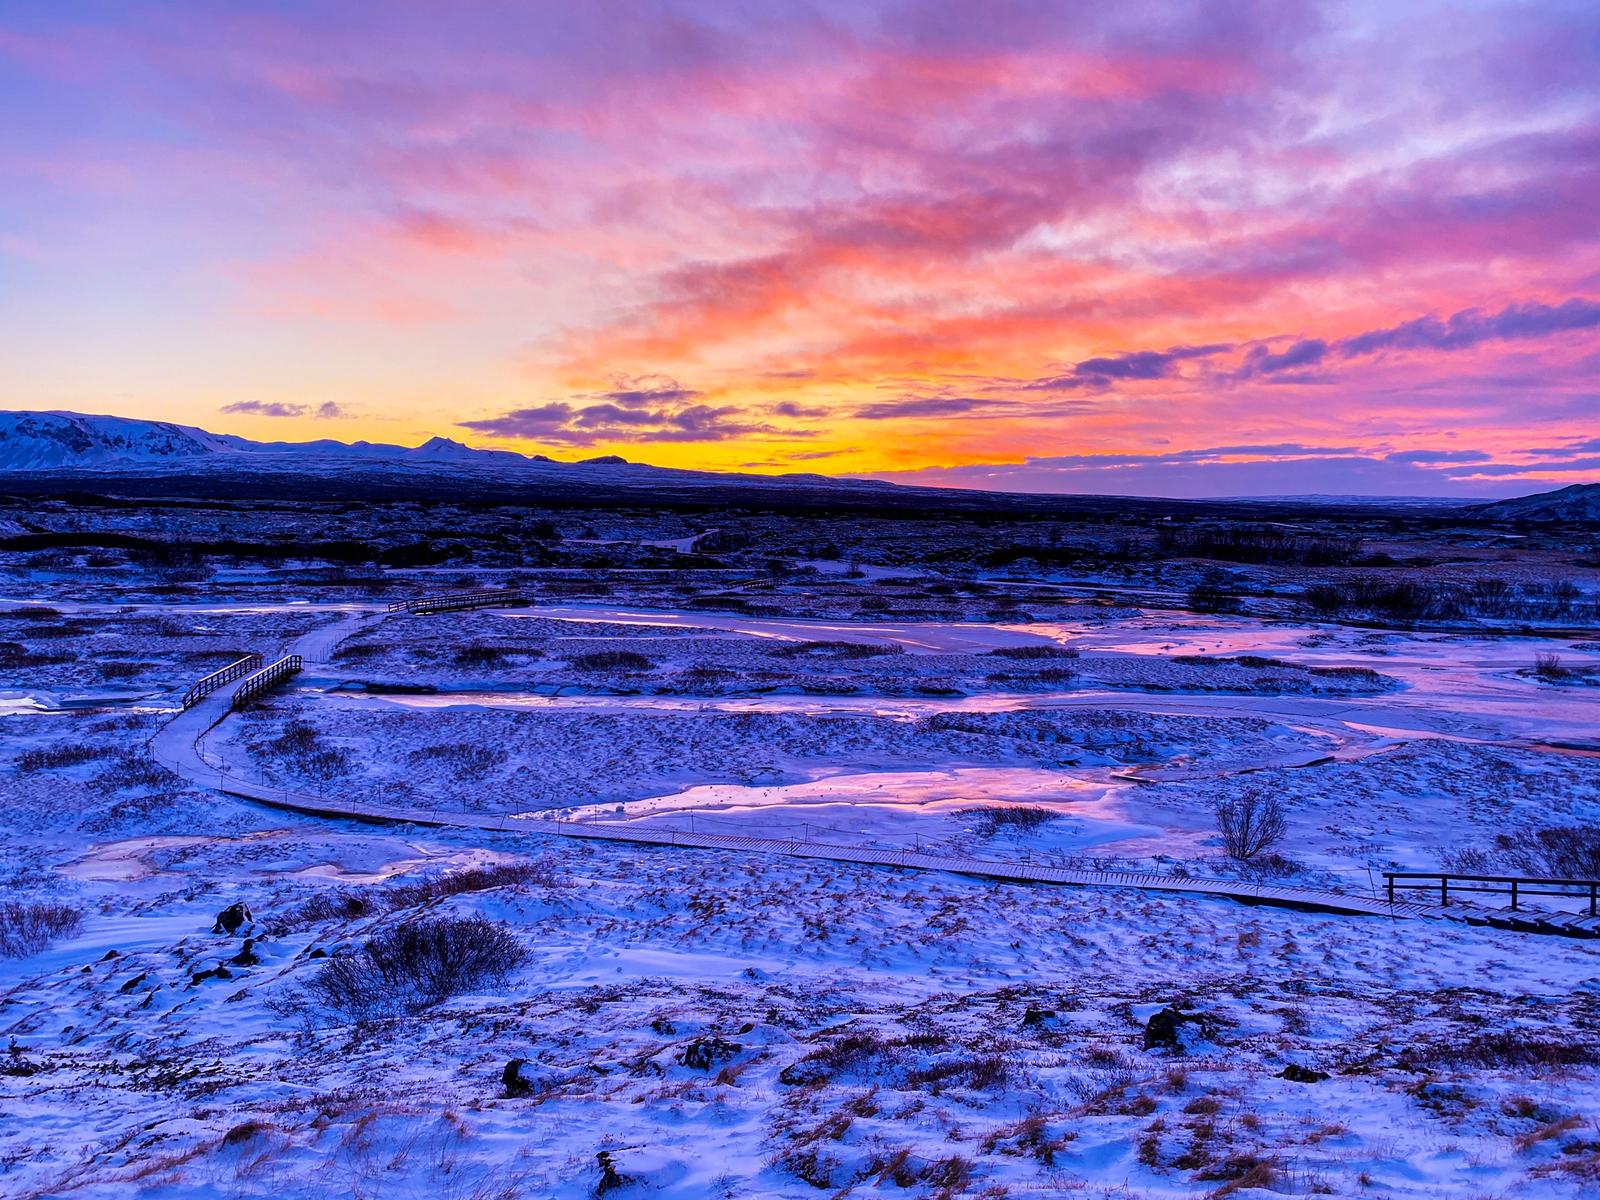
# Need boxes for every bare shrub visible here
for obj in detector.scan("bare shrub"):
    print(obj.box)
[331,642,385,662]
[452,643,513,668]
[91,752,172,793]
[1068,1045,1141,1101]
[280,861,563,929]
[1187,569,1242,614]
[0,642,73,668]
[101,661,153,680]
[1215,791,1287,861]
[1197,1152,1283,1194]
[17,743,117,772]
[906,1053,1011,1092]
[962,805,1061,839]
[406,742,506,775]
[1494,826,1600,878]
[2,605,62,620]
[258,719,350,780]
[984,644,1078,660]
[0,902,82,959]
[305,916,527,1018]
[774,639,903,659]
[1397,1032,1598,1072]
[567,650,654,672]
[1533,652,1571,680]
[771,1146,839,1189]
[1159,524,1360,566]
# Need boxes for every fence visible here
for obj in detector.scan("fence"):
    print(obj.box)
[1384,871,1600,915]
[387,588,528,615]
[231,655,304,709]
[181,654,264,709]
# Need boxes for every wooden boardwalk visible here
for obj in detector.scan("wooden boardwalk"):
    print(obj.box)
[152,613,1600,939]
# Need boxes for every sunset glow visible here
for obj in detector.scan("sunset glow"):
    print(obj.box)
[3,1,1598,495]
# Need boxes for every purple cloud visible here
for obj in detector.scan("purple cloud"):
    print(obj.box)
[853,396,1004,420]
[1237,338,1329,377]
[592,375,702,407]
[220,399,347,419]
[1025,344,1233,391]
[1073,345,1232,380]
[459,394,780,444]
[1337,298,1600,357]
[1384,448,1493,464]
[221,400,309,418]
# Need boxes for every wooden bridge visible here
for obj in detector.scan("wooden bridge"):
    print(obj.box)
[181,654,263,709]
[231,654,304,709]
[386,587,528,615]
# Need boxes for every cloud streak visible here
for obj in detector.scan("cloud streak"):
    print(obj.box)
[220,400,345,420]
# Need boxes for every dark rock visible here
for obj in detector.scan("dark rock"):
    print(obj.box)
[229,939,260,967]
[778,1060,826,1087]
[503,1058,532,1097]
[595,1150,633,1195]
[502,1058,576,1097]
[191,964,234,986]
[118,971,147,994]
[1278,1063,1330,1083]
[1143,1006,1190,1052]
[1022,1006,1057,1028]
[100,949,119,961]
[212,902,253,936]
[679,1036,743,1071]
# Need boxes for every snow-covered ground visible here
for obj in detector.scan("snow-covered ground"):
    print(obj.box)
[4,570,1600,1197]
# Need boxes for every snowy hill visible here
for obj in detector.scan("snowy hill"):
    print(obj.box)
[0,411,234,470]
[0,411,546,473]
[1475,483,1600,522]
[0,410,885,500]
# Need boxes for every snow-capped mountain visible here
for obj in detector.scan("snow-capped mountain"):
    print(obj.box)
[0,411,548,472]
[0,409,892,502]
[0,411,232,470]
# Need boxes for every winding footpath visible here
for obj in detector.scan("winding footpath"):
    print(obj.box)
[149,604,1599,937]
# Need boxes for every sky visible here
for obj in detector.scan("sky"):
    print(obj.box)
[1,1,1597,498]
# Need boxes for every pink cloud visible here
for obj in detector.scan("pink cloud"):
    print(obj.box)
[4,0,1598,492]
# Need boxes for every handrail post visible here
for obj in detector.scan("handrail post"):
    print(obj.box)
[1440,876,1448,907]
[1510,879,1518,911]
[1386,875,1394,906]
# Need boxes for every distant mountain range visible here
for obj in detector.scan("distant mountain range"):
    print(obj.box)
[0,409,891,502]
[1,409,1594,519]
[0,410,682,475]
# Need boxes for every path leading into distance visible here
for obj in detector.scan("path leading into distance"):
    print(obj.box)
[145,602,1600,937]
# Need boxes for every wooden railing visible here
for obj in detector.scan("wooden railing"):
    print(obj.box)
[181,654,264,709]
[231,655,304,709]
[1384,871,1600,915]
[387,588,528,615]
